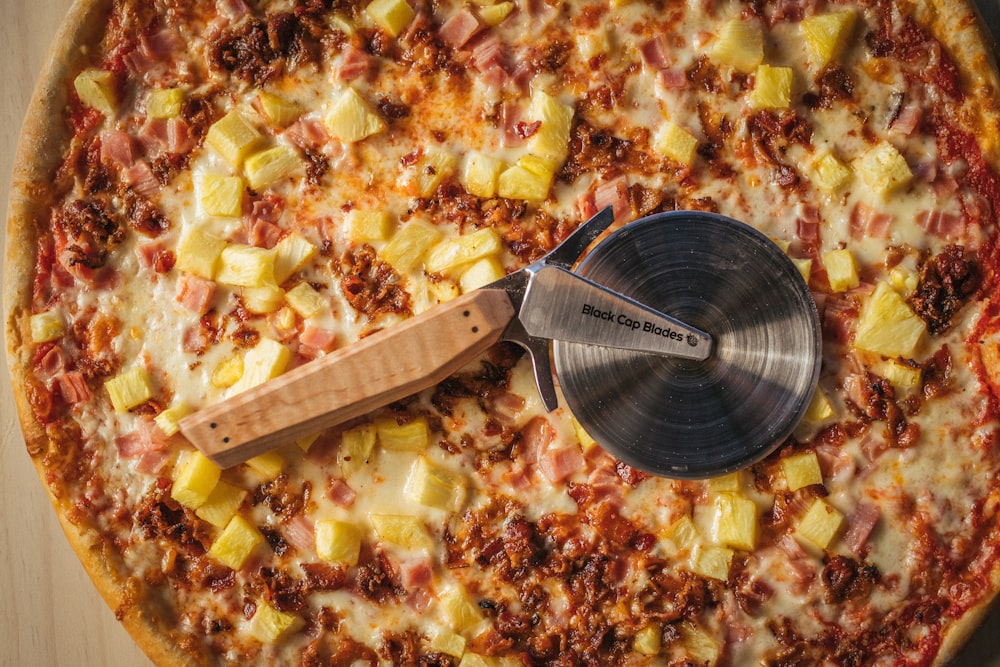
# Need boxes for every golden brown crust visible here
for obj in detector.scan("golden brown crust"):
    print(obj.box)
[4,0,1000,665]
[4,1,199,665]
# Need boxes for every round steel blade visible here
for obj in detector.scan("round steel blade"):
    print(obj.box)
[554,211,821,479]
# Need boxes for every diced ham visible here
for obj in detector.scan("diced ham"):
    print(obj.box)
[640,36,671,70]
[123,47,156,75]
[140,28,183,61]
[488,390,525,425]
[439,9,481,49]
[849,202,892,239]
[659,68,688,90]
[822,295,857,345]
[337,46,374,82]
[246,218,282,249]
[115,431,147,458]
[539,446,585,484]
[328,478,357,508]
[182,325,209,354]
[140,119,170,153]
[166,118,192,154]
[860,433,887,464]
[503,465,533,492]
[594,176,632,223]
[136,240,175,273]
[137,450,171,474]
[842,502,880,557]
[469,33,507,74]
[576,190,598,220]
[406,588,433,612]
[100,130,136,168]
[517,416,554,465]
[285,116,330,151]
[217,0,249,20]
[796,217,820,244]
[776,534,816,590]
[299,325,337,356]
[176,274,217,314]
[57,371,92,404]
[917,209,965,240]
[284,515,315,553]
[814,442,854,482]
[123,161,161,197]
[36,345,66,381]
[400,557,434,590]
[249,194,285,225]
[889,104,921,136]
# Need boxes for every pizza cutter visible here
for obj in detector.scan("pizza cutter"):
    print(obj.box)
[179,208,821,478]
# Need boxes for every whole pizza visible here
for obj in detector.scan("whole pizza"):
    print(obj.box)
[6,0,1000,664]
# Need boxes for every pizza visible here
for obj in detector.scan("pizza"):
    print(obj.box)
[5,0,1000,664]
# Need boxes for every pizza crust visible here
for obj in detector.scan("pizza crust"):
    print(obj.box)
[4,0,199,665]
[3,0,1000,664]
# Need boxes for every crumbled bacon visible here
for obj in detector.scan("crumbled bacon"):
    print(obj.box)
[909,244,981,335]
[339,244,412,321]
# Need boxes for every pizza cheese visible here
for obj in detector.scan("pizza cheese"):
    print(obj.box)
[6,0,1000,664]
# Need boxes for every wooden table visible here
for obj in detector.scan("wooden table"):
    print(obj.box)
[0,1,998,665]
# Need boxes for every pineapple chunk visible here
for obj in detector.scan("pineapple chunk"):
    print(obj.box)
[409,146,457,197]
[381,220,443,273]
[664,514,699,550]
[571,416,597,450]
[147,87,184,119]
[256,91,301,127]
[461,152,505,198]
[654,121,699,166]
[210,515,263,569]
[497,156,554,201]
[823,248,859,292]
[577,29,609,60]
[678,622,721,666]
[329,13,356,36]
[425,228,502,275]
[377,416,430,451]
[406,456,465,511]
[707,471,742,493]
[240,284,285,314]
[750,65,794,110]
[633,625,661,656]
[154,402,192,437]
[211,356,244,390]
[199,174,245,217]
[479,1,513,26]
[315,519,362,565]
[526,90,575,165]
[171,451,222,509]
[325,86,386,143]
[273,233,318,284]
[206,110,264,167]
[285,282,328,318]
[792,257,813,283]
[711,493,757,551]
[801,11,857,67]
[689,543,734,581]
[248,601,303,644]
[370,513,432,549]
[74,68,117,116]
[366,0,415,37]
[340,423,377,476]
[429,629,466,657]
[854,142,912,194]
[460,257,505,292]
[246,450,285,480]
[440,585,483,633]
[216,244,276,288]
[809,150,852,192]
[347,210,393,242]
[230,337,291,394]
[245,145,302,190]
[874,359,922,390]
[853,281,926,357]
[796,498,844,549]
[804,385,834,422]
[196,481,248,528]
[711,19,764,73]
[30,310,64,343]
[781,451,823,491]
[176,227,226,279]
[105,366,153,413]
[889,266,918,296]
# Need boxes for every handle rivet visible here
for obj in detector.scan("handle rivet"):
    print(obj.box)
[222,437,230,443]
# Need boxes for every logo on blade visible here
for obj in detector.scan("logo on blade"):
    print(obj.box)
[687,334,700,347]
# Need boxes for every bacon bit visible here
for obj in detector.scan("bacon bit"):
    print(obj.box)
[514,120,542,139]
[327,478,356,508]
[439,9,482,49]
[849,202,892,240]
[842,503,881,557]
[910,244,981,334]
[821,554,879,603]
[57,371,92,404]
[615,461,650,487]
[176,274,217,315]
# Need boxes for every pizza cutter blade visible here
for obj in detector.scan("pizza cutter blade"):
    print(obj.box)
[555,211,822,478]
[180,208,820,479]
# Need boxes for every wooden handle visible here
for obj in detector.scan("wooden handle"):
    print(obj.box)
[179,288,515,468]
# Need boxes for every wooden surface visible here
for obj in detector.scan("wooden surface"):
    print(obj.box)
[0,1,997,666]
